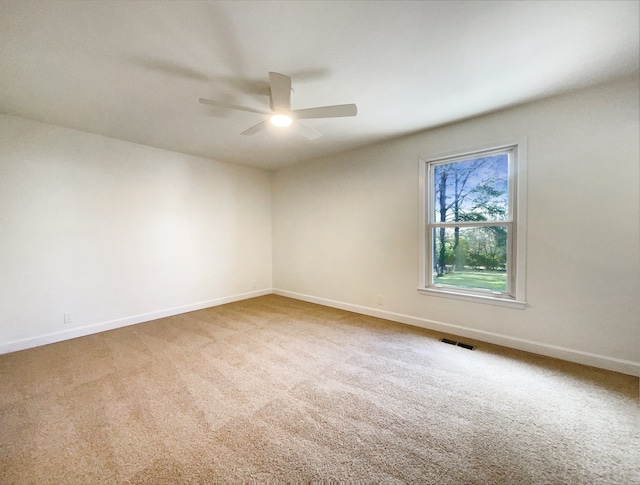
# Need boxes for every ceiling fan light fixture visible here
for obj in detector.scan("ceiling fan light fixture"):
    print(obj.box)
[199,71,357,138]
[270,113,292,127]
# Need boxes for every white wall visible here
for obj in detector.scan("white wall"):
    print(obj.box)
[2,76,638,375]
[0,114,272,352]
[272,75,640,375]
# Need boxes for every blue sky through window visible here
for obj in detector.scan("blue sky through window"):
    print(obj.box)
[433,154,508,223]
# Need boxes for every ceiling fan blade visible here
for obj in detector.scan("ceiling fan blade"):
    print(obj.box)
[199,98,268,115]
[241,120,270,136]
[292,104,358,119]
[293,121,322,140]
[269,72,291,112]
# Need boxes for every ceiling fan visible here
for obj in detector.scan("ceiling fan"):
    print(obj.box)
[199,72,357,139]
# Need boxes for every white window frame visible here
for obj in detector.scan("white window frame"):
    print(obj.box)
[418,138,527,309]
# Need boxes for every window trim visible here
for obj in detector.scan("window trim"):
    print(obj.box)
[418,138,527,309]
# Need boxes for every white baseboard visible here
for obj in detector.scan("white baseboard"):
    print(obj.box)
[4,287,638,377]
[0,289,272,356]
[273,289,640,377]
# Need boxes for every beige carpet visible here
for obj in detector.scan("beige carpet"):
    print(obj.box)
[0,295,638,484]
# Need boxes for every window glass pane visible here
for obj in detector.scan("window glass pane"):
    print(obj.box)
[433,154,509,223]
[432,226,508,292]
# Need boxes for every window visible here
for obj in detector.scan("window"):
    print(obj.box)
[419,140,526,308]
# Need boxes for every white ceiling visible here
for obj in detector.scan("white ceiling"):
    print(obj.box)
[0,1,638,170]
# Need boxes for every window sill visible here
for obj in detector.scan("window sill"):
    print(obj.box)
[417,287,526,309]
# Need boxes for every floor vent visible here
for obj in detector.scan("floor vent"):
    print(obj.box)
[456,342,475,350]
[440,338,475,350]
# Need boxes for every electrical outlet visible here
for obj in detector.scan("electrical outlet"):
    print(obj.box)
[63,312,73,324]
[377,294,384,306]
